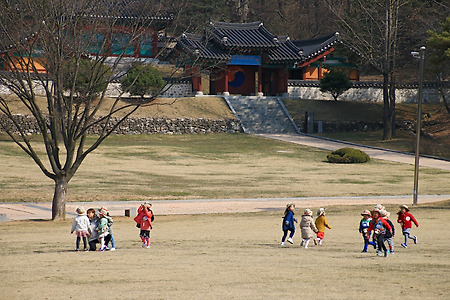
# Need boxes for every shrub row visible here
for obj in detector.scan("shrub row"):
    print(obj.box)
[327,148,370,163]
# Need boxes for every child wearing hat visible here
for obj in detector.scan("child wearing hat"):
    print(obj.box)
[100,207,116,251]
[314,208,331,246]
[70,207,91,251]
[359,210,376,253]
[397,205,419,248]
[97,208,110,251]
[381,210,395,254]
[367,208,393,257]
[134,202,154,248]
[281,203,297,246]
[300,208,318,248]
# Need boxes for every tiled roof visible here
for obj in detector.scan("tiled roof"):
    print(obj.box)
[208,21,279,50]
[266,36,304,63]
[173,22,339,65]
[292,33,339,60]
[83,0,176,21]
[177,33,231,62]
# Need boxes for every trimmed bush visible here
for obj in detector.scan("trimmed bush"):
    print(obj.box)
[327,147,370,163]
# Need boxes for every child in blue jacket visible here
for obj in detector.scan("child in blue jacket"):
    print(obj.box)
[281,203,297,246]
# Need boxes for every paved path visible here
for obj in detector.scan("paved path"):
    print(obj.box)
[258,133,450,170]
[1,133,449,222]
[1,195,449,221]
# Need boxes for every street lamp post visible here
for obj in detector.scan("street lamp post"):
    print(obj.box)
[411,46,425,206]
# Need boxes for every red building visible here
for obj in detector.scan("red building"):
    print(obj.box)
[170,22,340,96]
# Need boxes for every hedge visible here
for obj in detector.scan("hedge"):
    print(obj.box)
[327,147,370,163]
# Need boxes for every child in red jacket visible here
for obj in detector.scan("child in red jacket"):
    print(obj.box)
[397,205,418,248]
[134,202,154,248]
[367,208,392,257]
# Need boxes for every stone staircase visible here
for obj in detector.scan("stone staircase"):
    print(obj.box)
[224,96,300,134]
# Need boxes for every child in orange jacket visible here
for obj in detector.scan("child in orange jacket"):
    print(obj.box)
[314,208,331,245]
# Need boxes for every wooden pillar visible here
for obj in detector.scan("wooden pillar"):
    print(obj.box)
[152,31,158,58]
[257,65,263,95]
[318,64,323,80]
[191,66,202,94]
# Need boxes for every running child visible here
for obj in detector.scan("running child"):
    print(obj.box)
[281,203,297,246]
[397,205,418,248]
[314,208,331,245]
[367,208,392,257]
[300,208,318,249]
[359,210,376,253]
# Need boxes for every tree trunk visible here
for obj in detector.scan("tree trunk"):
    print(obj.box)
[52,177,68,220]
[382,73,393,140]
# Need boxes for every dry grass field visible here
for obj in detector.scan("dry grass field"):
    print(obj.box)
[1,134,450,203]
[1,201,449,299]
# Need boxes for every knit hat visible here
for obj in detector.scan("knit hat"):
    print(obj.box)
[76,206,85,215]
[143,202,152,208]
[380,209,390,218]
[317,207,326,217]
[98,207,108,216]
[400,204,409,211]
[361,210,371,216]
[303,208,313,216]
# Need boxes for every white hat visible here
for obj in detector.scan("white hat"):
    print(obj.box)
[317,208,326,216]
[304,208,313,216]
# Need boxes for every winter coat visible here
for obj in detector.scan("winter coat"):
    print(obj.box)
[315,215,331,233]
[88,215,99,242]
[282,210,296,231]
[97,217,109,234]
[300,214,318,239]
[384,219,395,239]
[359,217,372,234]
[71,215,90,233]
[397,212,418,230]
[367,217,392,236]
[134,206,153,231]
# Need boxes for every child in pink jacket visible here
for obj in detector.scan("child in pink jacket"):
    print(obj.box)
[134,202,154,248]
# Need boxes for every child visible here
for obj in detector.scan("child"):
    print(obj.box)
[97,208,110,252]
[397,204,419,248]
[314,207,331,245]
[300,208,318,249]
[359,210,376,253]
[281,203,297,246]
[381,209,395,254]
[134,202,154,248]
[367,208,392,257]
[100,207,116,251]
[70,207,91,251]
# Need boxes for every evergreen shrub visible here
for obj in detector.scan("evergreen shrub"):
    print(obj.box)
[327,147,370,163]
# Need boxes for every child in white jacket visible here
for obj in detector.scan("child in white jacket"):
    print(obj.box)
[71,207,91,251]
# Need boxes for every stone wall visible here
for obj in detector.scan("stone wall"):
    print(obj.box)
[288,80,449,103]
[0,81,193,98]
[0,115,242,135]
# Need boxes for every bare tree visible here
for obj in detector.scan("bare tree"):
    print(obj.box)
[326,0,403,140]
[0,0,173,220]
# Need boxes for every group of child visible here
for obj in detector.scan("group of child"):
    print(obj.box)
[71,206,115,252]
[281,202,419,257]
[358,204,418,257]
[71,202,154,251]
[281,203,331,248]
[72,201,417,255]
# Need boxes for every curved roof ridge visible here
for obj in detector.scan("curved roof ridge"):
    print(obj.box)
[210,21,263,30]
